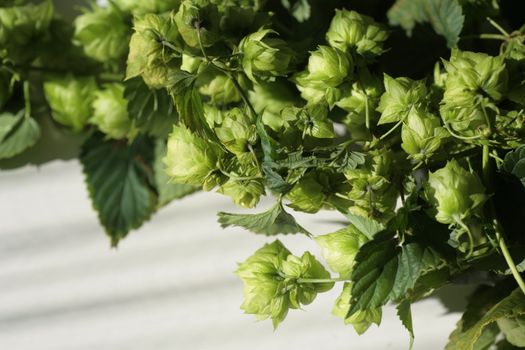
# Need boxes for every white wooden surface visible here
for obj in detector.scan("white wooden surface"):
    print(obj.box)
[0,160,465,349]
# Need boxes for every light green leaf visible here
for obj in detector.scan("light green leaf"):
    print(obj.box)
[80,134,158,245]
[124,77,177,138]
[497,315,525,347]
[154,140,198,207]
[218,202,310,236]
[397,300,415,350]
[0,111,41,160]
[345,212,385,240]
[446,288,525,350]
[503,144,525,188]
[387,0,465,48]
[281,0,311,22]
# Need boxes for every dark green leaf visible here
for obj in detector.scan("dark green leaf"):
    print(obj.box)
[387,0,465,48]
[503,144,525,188]
[154,139,198,207]
[124,77,177,138]
[349,235,446,315]
[446,287,525,350]
[0,111,40,160]
[218,202,310,236]
[397,300,415,350]
[80,133,157,245]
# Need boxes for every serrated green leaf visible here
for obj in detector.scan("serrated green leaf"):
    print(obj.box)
[503,144,525,188]
[397,300,415,350]
[218,202,310,236]
[345,212,385,240]
[0,111,41,160]
[349,236,445,316]
[154,139,198,207]
[80,133,157,245]
[387,0,465,48]
[124,77,177,138]
[446,288,525,350]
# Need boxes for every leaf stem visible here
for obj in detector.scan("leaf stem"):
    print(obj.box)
[23,81,31,118]
[482,144,525,295]
[297,277,349,284]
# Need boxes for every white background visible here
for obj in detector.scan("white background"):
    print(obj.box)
[0,160,466,349]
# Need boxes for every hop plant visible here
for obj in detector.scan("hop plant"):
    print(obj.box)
[164,124,223,187]
[113,0,181,15]
[174,0,220,48]
[74,4,130,62]
[326,9,388,59]
[214,108,256,155]
[126,13,181,88]
[43,75,98,132]
[401,109,448,163]
[236,240,333,328]
[239,28,294,83]
[90,84,135,140]
[424,160,487,225]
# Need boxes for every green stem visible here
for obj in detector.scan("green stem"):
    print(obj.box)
[23,81,31,118]
[378,118,403,141]
[482,144,525,295]
[494,219,525,295]
[444,123,483,141]
[297,277,349,284]
[487,17,510,37]
[455,218,475,259]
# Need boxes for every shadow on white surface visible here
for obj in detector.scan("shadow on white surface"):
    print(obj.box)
[0,160,463,350]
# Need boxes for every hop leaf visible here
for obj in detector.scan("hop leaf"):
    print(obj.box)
[43,75,98,132]
[236,240,333,328]
[90,83,136,140]
[239,28,294,83]
[163,124,223,187]
[424,160,487,225]
[326,10,388,59]
[74,4,130,62]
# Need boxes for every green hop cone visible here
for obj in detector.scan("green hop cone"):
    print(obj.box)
[239,29,294,83]
[44,75,98,132]
[497,315,525,347]
[126,13,181,88]
[74,4,130,63]
[174,0,220,48]
[377,74,427,125]
[215,108,256,155]
[315,225,368,278]
[326,9,388,59]
[180,53,202,73]
[90,83,135,140]
[442,50,508,102]
[219,177,265,208]
[286,173,326,213]
[248,80,300,132]
[236,240,333,328]
[303,45,352,88]
[199,73,249,106]
[424,160,487,225]
[0,0,53,51]
[401,109,447,162]
[332,283,382,334]
[294,46,352,107]
[113,0,181,15]
[164,124,223,187]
